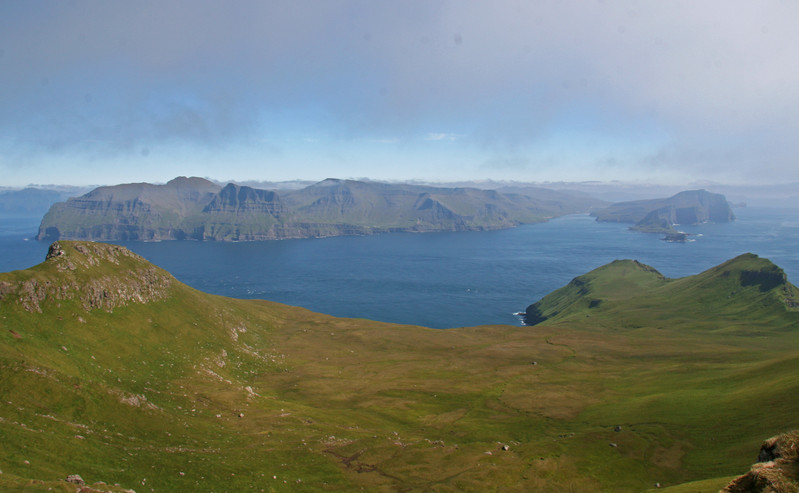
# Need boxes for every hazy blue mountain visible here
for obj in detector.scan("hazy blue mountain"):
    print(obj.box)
[0,187,85,216]
[591,189,735,233]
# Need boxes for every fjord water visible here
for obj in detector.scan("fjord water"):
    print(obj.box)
[1,207,797,329]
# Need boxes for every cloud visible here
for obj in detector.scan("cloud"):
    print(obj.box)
[425,133,463,141]
[1,0,798,183]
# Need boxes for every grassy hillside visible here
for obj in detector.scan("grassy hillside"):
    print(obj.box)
[525,253,799,330]
[1,243,798,491]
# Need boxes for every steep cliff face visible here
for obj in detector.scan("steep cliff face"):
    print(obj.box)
[193,183,291,241]
[592,189,735,233]
[663,189,735,224]
[202,184,286,217]
[38,177,602,242]
[196,184,290,240]
[413,194,464,229]
[37,177,221,241]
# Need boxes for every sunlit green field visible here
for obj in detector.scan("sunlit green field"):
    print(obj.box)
[1,242,797,491]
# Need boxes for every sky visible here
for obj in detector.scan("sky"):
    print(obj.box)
[1,0,798,187]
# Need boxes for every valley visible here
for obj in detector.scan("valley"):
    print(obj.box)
[4,1,799,490]
[1,241,797,491]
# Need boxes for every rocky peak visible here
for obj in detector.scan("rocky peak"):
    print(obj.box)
[1,241,174,313]
[45,241,146,271]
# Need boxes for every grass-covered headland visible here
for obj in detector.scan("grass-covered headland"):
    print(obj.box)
[1,242,797,491]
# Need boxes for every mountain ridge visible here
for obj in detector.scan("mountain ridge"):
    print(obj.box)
[37,177,605,242]
[524,252,798,327]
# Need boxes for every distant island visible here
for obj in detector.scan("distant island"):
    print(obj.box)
[0,187,88,216]
[36,177,604,241]
[590,189,735,235]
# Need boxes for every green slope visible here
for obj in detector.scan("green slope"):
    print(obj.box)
[522,254,799,489]
[1,243,798,491]
[525,253,799,330]
[524,259,669,325]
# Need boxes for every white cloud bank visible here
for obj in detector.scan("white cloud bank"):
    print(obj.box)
[0,0,797,185]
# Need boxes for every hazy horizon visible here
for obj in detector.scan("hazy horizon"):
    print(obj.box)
[2,1,798,187]
[5,175,798,190]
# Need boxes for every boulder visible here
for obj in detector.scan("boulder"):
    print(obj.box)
[66,474,85,484]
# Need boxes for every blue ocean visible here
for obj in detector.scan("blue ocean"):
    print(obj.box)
[1,207,797,329]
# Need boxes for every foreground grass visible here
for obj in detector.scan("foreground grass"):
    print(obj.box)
[643,477,736,493]
[0,242,797,491]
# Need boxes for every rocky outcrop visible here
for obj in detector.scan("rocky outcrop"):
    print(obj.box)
[2,241,173,313]
[739,267,788,292]
[65,474,85,485]
[722,431,799,492]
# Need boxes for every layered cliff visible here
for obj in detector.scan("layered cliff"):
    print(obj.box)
[591,189,735,233]
[38,177,604,241]
[37,176,221,241]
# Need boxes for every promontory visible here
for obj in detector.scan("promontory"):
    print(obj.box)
[590,189,735,234]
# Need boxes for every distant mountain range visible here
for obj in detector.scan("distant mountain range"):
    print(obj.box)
[0,187,87,216]
[37,177,604,241]
[590,189,735,234]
